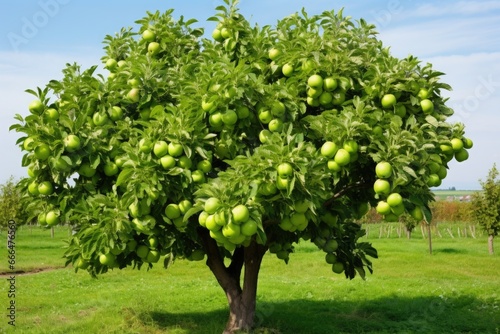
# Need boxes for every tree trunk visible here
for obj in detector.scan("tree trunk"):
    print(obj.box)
[405,226,411,239]
[198,228,268,333]
[488,234,494,254]
[427,223,433,255]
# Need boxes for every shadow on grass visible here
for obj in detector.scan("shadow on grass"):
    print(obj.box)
[127,295,499,334]
[433,248,468,254]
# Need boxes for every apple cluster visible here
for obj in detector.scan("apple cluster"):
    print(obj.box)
[164,199,193,230]
[198,198,258,251]
[312,213,345,274]
[320,140,359,173]
[305,74,349,108]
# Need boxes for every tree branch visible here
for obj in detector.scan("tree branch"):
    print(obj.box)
[323,181,363,208]
[197,227,240,293]
[228,246,244,282]
[323,173,375,208]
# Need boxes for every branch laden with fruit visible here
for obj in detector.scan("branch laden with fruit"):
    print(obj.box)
[10,0,471,332]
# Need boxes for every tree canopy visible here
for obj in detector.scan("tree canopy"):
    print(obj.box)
[10,1,471,332]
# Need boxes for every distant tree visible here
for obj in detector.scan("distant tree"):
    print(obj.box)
[0,176,27,230]
[399,213,419,239]
[471,164,500,254]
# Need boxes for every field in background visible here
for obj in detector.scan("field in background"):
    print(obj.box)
[432,189,478,201]
[1,225,499,333]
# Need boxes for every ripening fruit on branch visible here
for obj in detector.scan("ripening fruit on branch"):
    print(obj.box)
[391,203,405,216]
[307,74,323,88]
[38,181,54,195]
[282,63,294,77]
[374,179,391,197]
[127,88,140,102]
[418,88,431,100]
[376,201,392,215]
[34,144,51,160]
[232,204,250,224]
[142,29,156,42]
[332,262,344,274]
[306,97,320,107]
[240,219,258,237]
[220,27,231,39]
[334,149,350,167]
[277,162,293,178]
[343,140,358,154]
[105,58,118,71]
[325,252,337,264]
[205,197,221,215]
[153,141,169,158]
[268,118,283,132]
[148,42,161,56]
[268,48,281,60]
[168,142,184,157]
[28,100,44,114]
[28,181,39,195]
[212,28,223,42]
[45,210,60,226]
[410,206,424,221]
[165,203,181,220]
[386,193,403,207]
[427,174,442,187]
[327,160,342,173]
[454,149,469,162]
[420,99,434,114]
[450,138,464,152]
[63,134,81,152]
[99,253,116,266]
[160,155,176,169]
[375,162,393,179]
[323,77,337,91]
[45,108,59,121]
[316,92,332,106]
[103,162,119,176]
[381,94,397,109]
[23,137,35,151]
[307,86,322,98]
[384,213,399,222]
[463,137,473,149]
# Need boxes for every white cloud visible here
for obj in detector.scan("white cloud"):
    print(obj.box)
[411,1,500,17]
[378,14,500,58]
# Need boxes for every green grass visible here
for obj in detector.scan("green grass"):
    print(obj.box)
[1,225,499,333]
[0,225,71,272]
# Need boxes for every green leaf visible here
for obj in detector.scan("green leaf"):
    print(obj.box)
[425,115,439,127]
[116,168,134,187]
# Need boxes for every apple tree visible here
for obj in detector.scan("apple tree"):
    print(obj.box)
[10,1,471,332]
[471,164,500,255]
[0,176,28,230]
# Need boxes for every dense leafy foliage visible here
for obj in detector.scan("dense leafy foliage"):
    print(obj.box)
[471,164,500,253]
[11,1,470,281]
[0,176,28,228]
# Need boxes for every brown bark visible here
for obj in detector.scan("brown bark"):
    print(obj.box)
[488,234,494,255]
[198,228,268,333]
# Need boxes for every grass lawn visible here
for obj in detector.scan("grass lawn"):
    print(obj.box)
[1,225,499,333]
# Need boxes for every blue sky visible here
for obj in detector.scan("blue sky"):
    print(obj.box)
[1,0,500,190]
